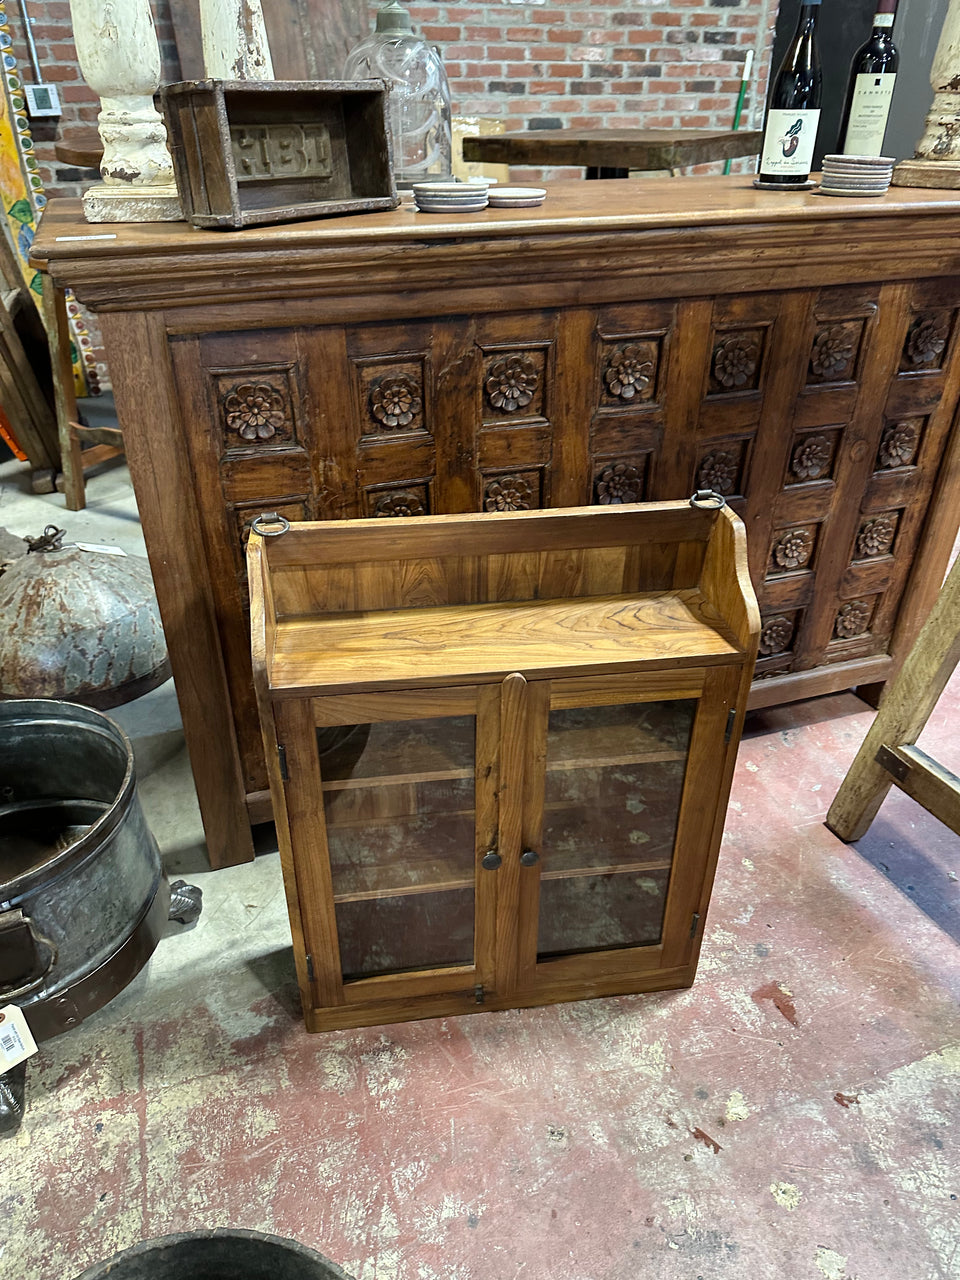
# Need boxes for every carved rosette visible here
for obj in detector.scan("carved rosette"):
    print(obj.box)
[697,450,740,496]
[604,344,655,401]
[370,374,422,430]
[759,615,795,656]
[485,353,539,413]
[484,475,534,512]
[877,420,920,470]
[222,381,291,443]
[856,513,898,559]
[595,461,644,505]
[711,333,759,391]
[772,527,814,572]
[809,324,857,383]
[902,314,950,369]
[373,491,425,518]
[834,599,872,639]
[790,434,833,482]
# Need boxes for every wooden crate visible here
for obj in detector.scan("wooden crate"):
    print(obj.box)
[162,79,399,229]
[248,500,760,1031]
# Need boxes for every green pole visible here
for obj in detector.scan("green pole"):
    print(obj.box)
[724,48,755,176]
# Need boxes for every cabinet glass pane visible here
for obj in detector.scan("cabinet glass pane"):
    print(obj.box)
[537,699,695,959]
[321,717,476,980]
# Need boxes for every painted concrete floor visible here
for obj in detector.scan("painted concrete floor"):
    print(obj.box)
[1,454,959,1280]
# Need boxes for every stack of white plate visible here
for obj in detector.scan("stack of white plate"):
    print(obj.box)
[413,180,490,213]
[488,186,547,209]
[819,155,895,198]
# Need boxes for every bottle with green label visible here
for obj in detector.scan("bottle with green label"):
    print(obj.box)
[837,0,899,156]
[758,0,823,187]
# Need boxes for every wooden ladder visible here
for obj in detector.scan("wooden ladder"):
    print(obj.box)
[826,552,960,843]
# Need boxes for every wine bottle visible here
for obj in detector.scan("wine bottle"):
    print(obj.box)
[837,0,899,156]
[758,0,823,186]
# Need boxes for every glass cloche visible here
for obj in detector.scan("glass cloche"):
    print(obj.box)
[344,0,453,187]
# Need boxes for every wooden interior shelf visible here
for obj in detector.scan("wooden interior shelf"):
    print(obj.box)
[249,500,759,1031]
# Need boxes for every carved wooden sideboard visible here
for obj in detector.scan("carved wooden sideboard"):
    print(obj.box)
[34,178,960,868]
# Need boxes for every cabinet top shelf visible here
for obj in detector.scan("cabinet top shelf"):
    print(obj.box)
[250,503,759,700]
[268,589,742,696]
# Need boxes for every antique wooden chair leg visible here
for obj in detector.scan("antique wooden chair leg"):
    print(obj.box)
[39,274,84,510]
[826,553,960,843]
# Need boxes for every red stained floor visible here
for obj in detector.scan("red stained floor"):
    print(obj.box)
[3,674,959,1280]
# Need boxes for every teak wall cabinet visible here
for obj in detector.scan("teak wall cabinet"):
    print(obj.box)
[248,501,759,1031]
[33,178,960,867]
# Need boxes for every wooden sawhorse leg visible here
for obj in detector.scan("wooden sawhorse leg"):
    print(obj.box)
[826,552,960,843]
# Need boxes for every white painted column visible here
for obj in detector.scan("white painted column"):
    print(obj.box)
[69,0,182,221]
[893,0,960,187]
[199,0,274,79]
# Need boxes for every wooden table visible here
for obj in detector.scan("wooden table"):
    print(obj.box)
[33,177,960,869]
[462,128,763,178]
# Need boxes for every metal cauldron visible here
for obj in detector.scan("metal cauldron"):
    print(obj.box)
[71,1229,357,1279]
[0,699,170,1041]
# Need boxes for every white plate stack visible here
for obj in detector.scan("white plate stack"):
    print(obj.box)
[413,180,491,213]
[819,155,895,198]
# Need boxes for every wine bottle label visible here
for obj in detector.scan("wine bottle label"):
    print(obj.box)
[760,109,821,177]
[874,13,895,26]
[842,73,897,155]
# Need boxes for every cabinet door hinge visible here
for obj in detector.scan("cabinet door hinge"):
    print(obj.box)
[306,953,315,981]
[474,984,485,1004]
[724,709,736,744]
[278,743,289,781]
[690,912,701,940]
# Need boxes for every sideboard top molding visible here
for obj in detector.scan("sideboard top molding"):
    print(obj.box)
[33,176,960,312]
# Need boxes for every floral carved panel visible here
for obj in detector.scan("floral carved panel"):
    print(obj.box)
[358,360,426,437]
[876,418,924,471]
[217,369,296,451]
[807,320,864,385]
[900,311,953,372]
[708,329,764,395]
[768,525,817,577]
[786,430,840,486]
[483,470,542,513]
[696,439,748,499]
[854,511,900,561]
[593,457,648,505]
[758,613,797,657]
[600,339,660,407]
[833,598,875,640]
[482,349,546,419]
[366,483,430,518]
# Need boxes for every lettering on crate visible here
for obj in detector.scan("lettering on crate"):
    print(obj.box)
[231,123,333,182]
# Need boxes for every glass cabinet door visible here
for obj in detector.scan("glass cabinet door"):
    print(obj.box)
[319,713,480,981]
[534,697,696,960]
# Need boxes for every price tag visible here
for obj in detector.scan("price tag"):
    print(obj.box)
[0,1006,38,1072]
[75,542,128,556]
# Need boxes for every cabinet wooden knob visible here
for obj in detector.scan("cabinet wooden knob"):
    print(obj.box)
[481,851,502,870]
[520,849,540,867]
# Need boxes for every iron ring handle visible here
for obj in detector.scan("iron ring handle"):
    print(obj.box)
[689,490,726,510]
[250,512,291,537]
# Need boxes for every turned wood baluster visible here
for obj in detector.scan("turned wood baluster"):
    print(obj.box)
[198,0,274,79]
[69,0,182,221]
[893,0,960,187]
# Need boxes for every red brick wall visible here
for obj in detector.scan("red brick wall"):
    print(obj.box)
[394,0,779,180]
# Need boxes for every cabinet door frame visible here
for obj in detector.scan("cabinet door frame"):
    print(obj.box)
[274,683,501,1017]
[511,664,742,997]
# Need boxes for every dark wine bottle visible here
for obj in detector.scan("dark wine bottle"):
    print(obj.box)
[758,0,823,186]
[837,0,899,156]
